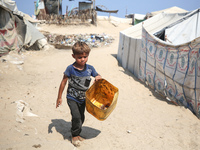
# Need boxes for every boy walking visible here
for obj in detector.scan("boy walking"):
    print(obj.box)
[56,41,101,147]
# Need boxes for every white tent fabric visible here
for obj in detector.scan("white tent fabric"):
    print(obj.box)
[138,9,200,118]
[117,12,189,78]
[117,8,200,118]
[139,24,200,118]
[0,0,24,17]
[150,6,188,16]
[0,0,46,56]
[134,14,145,20]
[156,9,200,45]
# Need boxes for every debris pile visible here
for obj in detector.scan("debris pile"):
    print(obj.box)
[43,32,115,49]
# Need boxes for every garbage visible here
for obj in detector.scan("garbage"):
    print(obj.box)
[32,144,41,148]
[127,130,132,133]
[14,100,38,123]
[42,32,114,49]
[4,54,24,65]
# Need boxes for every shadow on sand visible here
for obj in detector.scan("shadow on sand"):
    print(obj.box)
[48,119,101,141]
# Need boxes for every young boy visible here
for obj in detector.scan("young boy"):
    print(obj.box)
[56,41,101,147]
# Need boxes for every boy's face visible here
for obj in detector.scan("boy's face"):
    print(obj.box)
[72,52,89,67]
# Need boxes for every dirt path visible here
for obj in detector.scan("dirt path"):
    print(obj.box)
[0,19,200,150]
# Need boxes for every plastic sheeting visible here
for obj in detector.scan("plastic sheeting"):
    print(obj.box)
[0,0,24,16]
[0,4,19,56]
[150,6,188,16]
[117,12,188,78]
[44,0,62,15]
[155,9,200,45]
[139,26,200,118]
[0,0,46,56]
[117,8,200,118]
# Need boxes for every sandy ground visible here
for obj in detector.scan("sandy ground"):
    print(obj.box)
[0,18,200,150]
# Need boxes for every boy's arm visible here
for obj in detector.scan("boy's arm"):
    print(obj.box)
[56,75,68,108]
[95,74,102,82]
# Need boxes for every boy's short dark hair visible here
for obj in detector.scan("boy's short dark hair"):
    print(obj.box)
[72,41,91,55]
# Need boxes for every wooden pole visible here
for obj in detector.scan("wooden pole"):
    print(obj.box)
[58,0,60,15]
[93,0,95,9]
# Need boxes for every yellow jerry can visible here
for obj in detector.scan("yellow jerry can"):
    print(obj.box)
[85,79,119,121]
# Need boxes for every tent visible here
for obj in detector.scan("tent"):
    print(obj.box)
[0,0,46,56]
[117,11,189,78]
[117,7,200,118]
[149,6,188,17]
[139,9,200,118]
[126,13,146,25]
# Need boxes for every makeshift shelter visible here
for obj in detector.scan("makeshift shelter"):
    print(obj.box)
[117,11,188,78]
[0,0,46,56]
[133,14,146,25]
[125,13,146,25]
[139,9,200,118]
[117,6,200,118]
[149,6,188,17]
[79,1,93,11]
[44,0,60,14]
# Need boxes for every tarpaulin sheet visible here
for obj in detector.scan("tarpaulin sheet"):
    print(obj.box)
[139,26,200,118]
[117,12,188,78]
[0,5,18,56]
[155,9,200,45]
[0,0,46,55]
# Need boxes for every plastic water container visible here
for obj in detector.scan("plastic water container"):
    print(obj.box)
[85,79,119,121]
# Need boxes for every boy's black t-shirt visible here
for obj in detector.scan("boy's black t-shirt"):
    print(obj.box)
[64,63,98,103]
